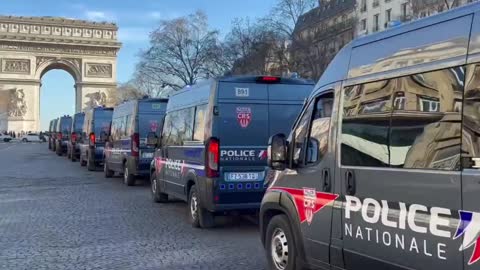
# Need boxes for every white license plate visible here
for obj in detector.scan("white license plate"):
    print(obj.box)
[141,152,154,159]
[226,172,260,181]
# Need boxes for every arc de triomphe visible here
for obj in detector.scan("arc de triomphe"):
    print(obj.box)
[0,16,121,132]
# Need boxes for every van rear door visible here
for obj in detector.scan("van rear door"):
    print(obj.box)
[217,82,269,173]
[138,101,167,159]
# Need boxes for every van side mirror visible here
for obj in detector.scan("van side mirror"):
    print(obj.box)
[147,132,158,147]
[268,133,287,171]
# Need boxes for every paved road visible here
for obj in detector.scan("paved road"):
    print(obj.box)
[0,143,266,270]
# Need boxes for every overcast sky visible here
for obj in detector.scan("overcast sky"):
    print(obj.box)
[1,0,277,130]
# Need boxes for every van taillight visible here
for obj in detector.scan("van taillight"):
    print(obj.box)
[71,132,77,143]
[206,137,219,178]
[132,133,139,157]
[89,133,95,146]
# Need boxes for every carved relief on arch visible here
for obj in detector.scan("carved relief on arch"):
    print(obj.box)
[36,56,81,71]
[35,56,82,79]
[1,59,30,74]
[7,88,27,118]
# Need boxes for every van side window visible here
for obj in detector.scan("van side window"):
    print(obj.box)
[341,67,464,171]
[193,104,207,142]
[306,95,333,164]
[292,102,314,166]
[162,108,195,146]
[125,115,132,135]
[463,64,480,168]
[341,80,394,167]
[390,67,463,171]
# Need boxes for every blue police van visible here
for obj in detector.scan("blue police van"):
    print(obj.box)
[55,115,72,156]
[104,98,168,186]
[67,112,85,162]
[78,107,113,171]
[48,118,58,151]
[150,76,314,228]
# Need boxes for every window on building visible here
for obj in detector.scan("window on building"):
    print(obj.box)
[386,9,392,24]
[373,0,380,8]
[401,3,408,19]
[361,0,367,12]
[361,19,367,31]
[373,14,380,32]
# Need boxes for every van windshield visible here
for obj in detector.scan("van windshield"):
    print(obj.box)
[94,110,113,140]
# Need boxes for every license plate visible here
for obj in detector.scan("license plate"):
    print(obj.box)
[141,152,154,159]
[226,172,261,181]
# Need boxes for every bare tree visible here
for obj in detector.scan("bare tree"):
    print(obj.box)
[116,82,145,104]
[137,11,223,91]
[409,0,462,17]
[262,0,317,39]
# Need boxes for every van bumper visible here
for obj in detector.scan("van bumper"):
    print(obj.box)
[200,177,264,213]
[127,157,152,178]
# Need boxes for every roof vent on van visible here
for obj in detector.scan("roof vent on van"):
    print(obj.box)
[256,76,281,84]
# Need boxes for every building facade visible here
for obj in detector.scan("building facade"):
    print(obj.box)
[410,0,477,18]
[291,0,356,80]
[355,0,412,37]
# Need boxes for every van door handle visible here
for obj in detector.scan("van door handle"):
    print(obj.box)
[345,170,356,195]
[322,168,331,192]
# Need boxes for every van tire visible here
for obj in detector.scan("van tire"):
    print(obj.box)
[123,166,135,186]
[265,215,303,270]
[151,173,168,203]
[104,162,114,178]
[80,156,87,167]
[188,186,215,228]
[87,155,96,171]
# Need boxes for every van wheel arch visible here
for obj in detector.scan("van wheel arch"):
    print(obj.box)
[262,200,308,267]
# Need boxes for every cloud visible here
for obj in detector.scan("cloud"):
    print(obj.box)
[84,11,115,21]
[149,11,162,20]
[118,27,152,43]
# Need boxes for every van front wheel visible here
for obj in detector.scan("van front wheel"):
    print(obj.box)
[188,186,214,228]
[265,215,302,270]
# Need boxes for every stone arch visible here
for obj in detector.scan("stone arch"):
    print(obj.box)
[0,16,121,132]
[35,57,82,82]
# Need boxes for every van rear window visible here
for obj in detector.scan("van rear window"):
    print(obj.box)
[94,110,113,137]
[74,116,85,133]
[139,114,163,137]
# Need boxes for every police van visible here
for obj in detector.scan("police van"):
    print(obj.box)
[104,98,168,186]
[67,112,85,162]
[78,107,113,171]
[150,76,313,228]
[55,115,72,156]
[48,118,58,151]
[261,3,480,270]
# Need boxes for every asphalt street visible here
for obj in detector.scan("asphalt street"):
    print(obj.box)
[0,142,266,270]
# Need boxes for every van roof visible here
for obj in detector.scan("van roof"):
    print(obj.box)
[315,1,480,92]
[218,75,314,85]
[167,76,313,112]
